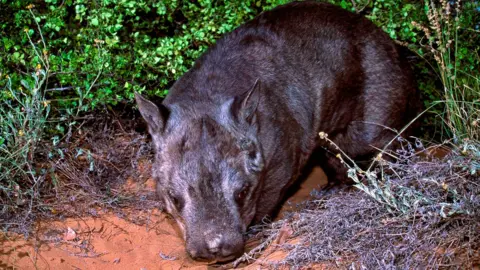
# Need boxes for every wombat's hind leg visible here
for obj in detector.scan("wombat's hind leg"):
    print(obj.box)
[322,152,352,184]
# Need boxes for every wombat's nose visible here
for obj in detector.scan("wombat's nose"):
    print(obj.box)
[187,233,244,262]
[206,234,223,254]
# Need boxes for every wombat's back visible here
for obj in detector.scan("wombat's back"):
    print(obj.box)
[167,1,418,128]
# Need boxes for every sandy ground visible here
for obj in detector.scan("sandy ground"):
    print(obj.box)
[0,167,327,270]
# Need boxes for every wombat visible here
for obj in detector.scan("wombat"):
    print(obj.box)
[135,1,420,263]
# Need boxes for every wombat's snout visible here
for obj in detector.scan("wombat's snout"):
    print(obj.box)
[186,231,244,262]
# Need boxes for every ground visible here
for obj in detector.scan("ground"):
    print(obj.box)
[3,117,478,269]
[0,158,327,269]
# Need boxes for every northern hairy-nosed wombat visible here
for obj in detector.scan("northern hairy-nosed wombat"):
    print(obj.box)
[135,1,420,263]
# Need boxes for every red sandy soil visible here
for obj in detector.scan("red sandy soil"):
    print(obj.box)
[0,168,327,270]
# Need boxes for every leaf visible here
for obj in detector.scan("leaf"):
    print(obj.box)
[91,17,99,26]
[20,80,32,91]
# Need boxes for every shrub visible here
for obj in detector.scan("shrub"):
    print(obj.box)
[410,0,480,140]
[2,1,478,139]
[0,0,289,113]
[0,24,52,230]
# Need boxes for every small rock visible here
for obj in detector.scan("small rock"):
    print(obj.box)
[63,227,76,241]
[159,252,177,261]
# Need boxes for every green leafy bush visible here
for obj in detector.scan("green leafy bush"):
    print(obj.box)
[1,0,290,113]
[2,1,477,115]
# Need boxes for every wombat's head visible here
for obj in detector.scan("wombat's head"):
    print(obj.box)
[135,87,264,262]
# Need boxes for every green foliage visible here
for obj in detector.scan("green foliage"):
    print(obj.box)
[1,1,478,126]
[0,0,287,112]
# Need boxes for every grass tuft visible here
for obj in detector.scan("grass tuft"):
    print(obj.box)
[412,0,480,141]
[0,35,51,235]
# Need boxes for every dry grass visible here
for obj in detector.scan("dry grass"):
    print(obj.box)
[412,0,480,141]
[1,114,162,236]
[2,112,479,269]
[234,137,480,269]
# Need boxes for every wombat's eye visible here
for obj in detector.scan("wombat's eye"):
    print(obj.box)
[235,184,250,204]
[168,191,184,211]
[240,139,257,161]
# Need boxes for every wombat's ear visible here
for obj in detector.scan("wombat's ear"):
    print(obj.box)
[135,92,169,134]
[231,79,261,125]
